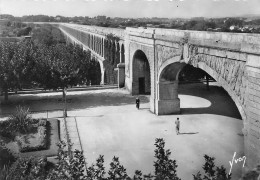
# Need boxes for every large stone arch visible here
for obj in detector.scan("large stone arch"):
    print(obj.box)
[195,61,246,120]
[125,38,155,112]
[120,43,125,63]
[157,58,246,120]
[97,59,105,85]
[156,61,185,115]
[117,42,125,88]
[132,50,151,95]
[186,45,247,122]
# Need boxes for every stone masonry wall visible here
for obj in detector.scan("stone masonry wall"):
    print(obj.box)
[188,45,247,116]
[245,55,260,169]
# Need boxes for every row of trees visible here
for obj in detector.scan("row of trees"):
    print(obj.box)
[0,25,101,101]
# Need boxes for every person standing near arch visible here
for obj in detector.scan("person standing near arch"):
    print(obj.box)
[175,117,180,135]
[136,97,140,110]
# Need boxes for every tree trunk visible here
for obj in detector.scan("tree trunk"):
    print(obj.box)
[63,87,67,117]
[4,88,8,101]
[63,88,66,100]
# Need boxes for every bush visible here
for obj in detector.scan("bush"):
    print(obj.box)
[17,27,32,37]
[0,140,16,169]
[193,155,231,180]
[0,120,16,140]
[0,156,48,180]
[8,106,33,133]
[16,122,47,153]
[0,106,34,140]
[38,119,47,127]
[0,139,233,180]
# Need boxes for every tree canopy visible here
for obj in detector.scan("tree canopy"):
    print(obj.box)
[0,24,101,101]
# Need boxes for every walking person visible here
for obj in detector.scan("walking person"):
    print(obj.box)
[136,97,140,110]
[175,117,180,135]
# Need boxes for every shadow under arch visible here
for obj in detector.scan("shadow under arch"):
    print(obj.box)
[132,50,151,95]
[194,62,245,120]
[157,61,245,120]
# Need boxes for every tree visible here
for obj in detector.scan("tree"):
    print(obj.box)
[0,138,233,180]
[47,141,86,180]
[17,27,32,37]
[0,41,17,101]
[193,155,231,180]
[0,40,37,101]
[1,24,102,103]
[107,156,130,180]
[153,138,180,180]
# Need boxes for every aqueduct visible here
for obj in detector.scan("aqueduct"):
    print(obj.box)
[57,23,260,171]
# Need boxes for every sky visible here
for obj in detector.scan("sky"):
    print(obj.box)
[1,0,260,18]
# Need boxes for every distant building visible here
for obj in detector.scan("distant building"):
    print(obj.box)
[207,28,222,32]
[55,16,61,21]
[230,25,239,31]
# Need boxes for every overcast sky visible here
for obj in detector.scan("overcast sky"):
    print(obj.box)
[1,0,260,18]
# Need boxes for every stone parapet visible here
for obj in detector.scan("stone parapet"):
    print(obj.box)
[154,28,260,55]
[61,23,125,40]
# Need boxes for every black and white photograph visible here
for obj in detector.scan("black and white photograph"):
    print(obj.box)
[0,0,260,179]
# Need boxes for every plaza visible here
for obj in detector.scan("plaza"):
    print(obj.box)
[0,83,244,179]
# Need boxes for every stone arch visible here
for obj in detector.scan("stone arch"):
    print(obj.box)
[120,44,125,63]
[97,58,105,85]
[157,60,246,120]
[91,35,94,49]
[111,41,116,66]
[159,62,186,81]
[194,61,246,120]
[132,50,151,95]
[158,56,184,82]
[104,69,108,84]
[90,57,102,85]
[116,42,120,65]
[101,38,104,57]
[156,61,185,115]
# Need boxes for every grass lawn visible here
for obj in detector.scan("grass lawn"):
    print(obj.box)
[5,119,60,158]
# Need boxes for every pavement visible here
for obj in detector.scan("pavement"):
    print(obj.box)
[67,83,243,180]
[0,83,244,179]
[65,117,83,152]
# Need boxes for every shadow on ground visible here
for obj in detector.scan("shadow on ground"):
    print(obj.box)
[179,83,242,120]
[1,83,242,120]
[0,89,150,115]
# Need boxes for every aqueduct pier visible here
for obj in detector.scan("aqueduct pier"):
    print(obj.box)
[57,23,260,171]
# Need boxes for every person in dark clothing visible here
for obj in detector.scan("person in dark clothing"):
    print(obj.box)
[136,97,140,109]
[175,117,180,135]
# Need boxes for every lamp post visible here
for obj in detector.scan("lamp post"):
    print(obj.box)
[64,87,67,117]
